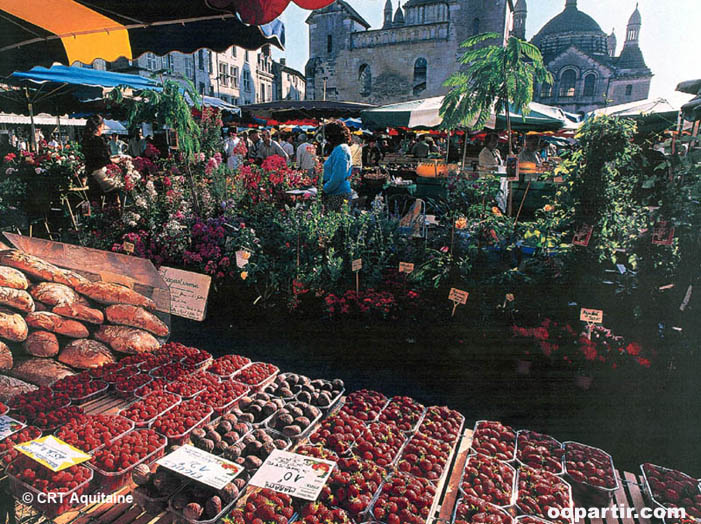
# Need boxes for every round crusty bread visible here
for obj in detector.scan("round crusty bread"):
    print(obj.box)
[11,358,75,387]
[0,307,28,342]
[23,331,60,358]
[0,374,37,403]
[0,341,12,370]
[0,266,29,290]
[59,339,116,369]
[25,311,89,339]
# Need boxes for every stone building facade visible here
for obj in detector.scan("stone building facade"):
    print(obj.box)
[305,0,514,105]
[527,0,652,114]
[273,59,306,101]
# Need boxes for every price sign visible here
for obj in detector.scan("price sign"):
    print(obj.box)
[235,249,252,268]
[352,259,362,272]
[157,445,244,490]
[573,224,593,247]
[399,262,415,274]
[449,288,469,305]
[122,241,135,254]
[0,415,24,441]
[579,308,603,324]
[14,436,91,472]
[249,450,336,501]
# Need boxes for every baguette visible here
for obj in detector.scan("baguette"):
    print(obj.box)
[0,374,37,403]
[105,305,169,337]
[0,341,12,370]
[0,250,65,282]
[59,339,116,369]
[94,325,159,354]
[74,281,156,310]
[0,287,34,313]
[30,282,82,306]
[11,358,75,387]
[23,331,60,358]
[25,311,89,338]
[54,268,89,288]
[53,303,104,324]
[0,266,29,290]
[0,307,28,342]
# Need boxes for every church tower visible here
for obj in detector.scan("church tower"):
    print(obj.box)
[625,3,641,47]
[607,29,617,56]
[384,0,393,28]
[513,0,527,40]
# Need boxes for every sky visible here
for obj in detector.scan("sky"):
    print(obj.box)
[274,0,701,107]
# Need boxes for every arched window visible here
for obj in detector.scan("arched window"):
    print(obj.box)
[359,64,371,97]
[540,83,552,98]
[413,58,427,95]
[559,69,577,97]
[583,74,596,97]
[472,17,480,35]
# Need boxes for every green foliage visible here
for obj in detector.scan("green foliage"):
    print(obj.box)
[441,33,552,137]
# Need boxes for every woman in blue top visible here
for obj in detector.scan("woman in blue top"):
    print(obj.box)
[322,120,353,211]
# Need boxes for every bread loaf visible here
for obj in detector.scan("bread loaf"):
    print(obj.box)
[0,250,65,282]
[30,282,80,307]
[94,325,159,354]
[54,269,89,288]
[53,303,104,324]
[59,339,116,369]
[0,341,13,370]
[25,312,89,338]
[0,307,28,342]
[23,331,60,358]
[0,287,34,313]
[105,305,169,337]
[75,281,156,310]
[11,358,75,387]
[0,266,29,290]
[0,374,37,403]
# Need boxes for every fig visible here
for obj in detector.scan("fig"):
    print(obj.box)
[131,464,151,486]
[205,496,223,518]
[183,502,203,520]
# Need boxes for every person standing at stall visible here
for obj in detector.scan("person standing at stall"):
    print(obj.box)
[362,138,383,167]
[256,130,288,162]
[82,114,124,204]
[282,134,295,162]
[479,133,503,169]
[518,134,543,167]
[128,128,147,157]
[322,120,353,212]
[410,135,430,158]
[296,133,317,177]
[223,128,243,170]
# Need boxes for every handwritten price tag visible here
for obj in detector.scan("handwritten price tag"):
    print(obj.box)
[14,436,91,472]
[449,288,469,305]
[157,445,243,490]
[580,308,603,324]
[0,415,24,441]
[352,259,362,272]
[399,262,415,274]
[249,449,336,501]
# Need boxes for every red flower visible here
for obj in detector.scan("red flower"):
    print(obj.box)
[636,357,651,368]
[625,342,641,356]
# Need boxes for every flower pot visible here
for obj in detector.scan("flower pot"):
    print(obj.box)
[515,358,532,375]
[574,374,593,390]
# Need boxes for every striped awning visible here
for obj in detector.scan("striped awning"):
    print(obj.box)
[0,0,308,77]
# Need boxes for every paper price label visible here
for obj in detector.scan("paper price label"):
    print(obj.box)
[235,249,252,268]
[14,436,91,472]
[399,262,415,274]
[0,415,24,441]
[352,259,362,272]
[580,308,603,324]
[249,449,336,501]
[122,241,135,254]
[157,445,244,490]
[449,288,469,305]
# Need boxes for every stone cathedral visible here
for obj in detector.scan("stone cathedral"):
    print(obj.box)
[304,0,513,105]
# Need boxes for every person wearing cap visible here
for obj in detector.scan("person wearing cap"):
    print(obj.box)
[296,133,317,176]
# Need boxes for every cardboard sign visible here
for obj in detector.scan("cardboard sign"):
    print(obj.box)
[122,241,135,254]
[652,221,675,245]
[249,450,336,501]
[399,262,415,274]
[0,415,24,441]
[157,445,243,490]
[352,259,362,272]
[449,288,469,305]
[505,155,520,181]
[573,224,593,247]
[235,249,252,268]
[580,308,603,324]
[158,266,211,322]
[14,436,91,472]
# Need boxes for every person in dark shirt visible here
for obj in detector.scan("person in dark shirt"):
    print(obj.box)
[82,114,124,204]
[362,138,383,167]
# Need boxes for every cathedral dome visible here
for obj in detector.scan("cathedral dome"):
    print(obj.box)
[534,5,602,39]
